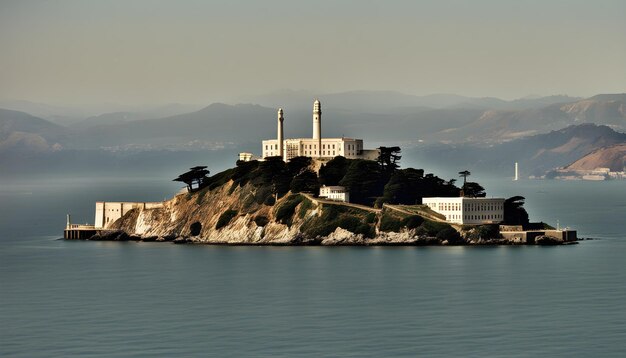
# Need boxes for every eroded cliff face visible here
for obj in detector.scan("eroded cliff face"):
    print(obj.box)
[105,180,439,245]
[104,180,562,246]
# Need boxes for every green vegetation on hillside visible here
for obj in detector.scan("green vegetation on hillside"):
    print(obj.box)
[300,205,375,239]
[195,152,495,241]
[318,155,463,207]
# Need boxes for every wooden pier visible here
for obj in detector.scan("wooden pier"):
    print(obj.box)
[63,214,112,240]
[64,224,98,239]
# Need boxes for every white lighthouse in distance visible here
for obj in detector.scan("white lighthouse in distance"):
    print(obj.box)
[514,162,519,181]
[313,99,322,156]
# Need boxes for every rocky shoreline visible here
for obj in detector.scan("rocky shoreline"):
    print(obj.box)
[70,176,577,247]
[86,228,576,246]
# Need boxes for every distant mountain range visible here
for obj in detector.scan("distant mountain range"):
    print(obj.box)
[12,92,620,148]
[407,124,626,177]
[1,91,625,178]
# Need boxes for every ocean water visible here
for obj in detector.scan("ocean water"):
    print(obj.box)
[1,177,625,357]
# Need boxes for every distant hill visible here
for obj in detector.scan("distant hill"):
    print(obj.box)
[69,103,277,149]
[72,103,204,129]
[0,108,68,154]
[0,108,65,139]
[564,143,626,172]
[240,90,581,113]
[408,124,626,177]
[430,94,626,143]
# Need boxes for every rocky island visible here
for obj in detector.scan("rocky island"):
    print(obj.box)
[67,155,577,246]
[65,101,576,246]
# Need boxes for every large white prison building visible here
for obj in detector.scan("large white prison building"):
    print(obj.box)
[241,99,378,162]
[422,197,505,225]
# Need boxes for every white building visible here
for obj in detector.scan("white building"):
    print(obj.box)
[241,99,378,162]
[95,201,163,229]
[422,197,505,225]
[238,152,260,162]
[319,185,350,202]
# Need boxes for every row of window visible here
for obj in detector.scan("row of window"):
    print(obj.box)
[433,203,503,212]
[446,214,502,221]
[265,143,360,151]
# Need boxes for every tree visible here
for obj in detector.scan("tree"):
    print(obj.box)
[339,160,385,206]
[290,169,320,194]
[458,170,471,188]
[503,196,529,225]
[286,156,312,176]
[173,166,210,192]
[319,156,350,186]
[377,146,402,174]
[377,168,426,206]
[462,182,486,198]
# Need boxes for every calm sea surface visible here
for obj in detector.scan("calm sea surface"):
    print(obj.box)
[1,176,625,357]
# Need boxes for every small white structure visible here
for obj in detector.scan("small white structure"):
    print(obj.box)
[95,201,163,229]
[422,197,505,225]
[319,185,350,203]
[238,152,260,162]
[241,99,379,162]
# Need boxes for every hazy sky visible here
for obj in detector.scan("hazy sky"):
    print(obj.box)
[1,0,625,107]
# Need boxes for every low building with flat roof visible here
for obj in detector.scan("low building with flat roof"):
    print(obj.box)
[319,185,350,203]
[422,197,505,225]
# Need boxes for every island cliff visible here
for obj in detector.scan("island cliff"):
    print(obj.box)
[102,180,476,245]
[84,156,570,245]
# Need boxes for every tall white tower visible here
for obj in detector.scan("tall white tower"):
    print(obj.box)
[313,99,322,156]
[277,108,284,159]
[514,162,519,181]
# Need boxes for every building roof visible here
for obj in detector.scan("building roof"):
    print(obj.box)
[263,137,362,142]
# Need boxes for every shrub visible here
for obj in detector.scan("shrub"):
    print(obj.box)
[264,195,276,206]
[436,227,462,244]
[254,215,269,227]
[254,186,273,205]
[195,187,209,205]
[205,168,235,191]
[466,224,501,240]
[336,215,362,232]
[298,198,313,218]
[401,215,424,229]
[275,195,303,226]
[354,223,375,238]
[216,209,238,229]
[300,205,375,238]
[379,212,404,232]
[364,212,377,224]
[420,220,451,236]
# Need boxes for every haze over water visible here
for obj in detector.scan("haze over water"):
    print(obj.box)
[2,0,626,356]
[1,177,625,357]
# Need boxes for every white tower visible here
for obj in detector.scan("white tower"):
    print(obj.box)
[514,162,519,181]
[313,99,322,156]
[277,108,284,159]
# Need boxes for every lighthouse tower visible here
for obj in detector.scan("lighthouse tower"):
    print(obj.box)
[313,99,322,156]
[277,108,284,159]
